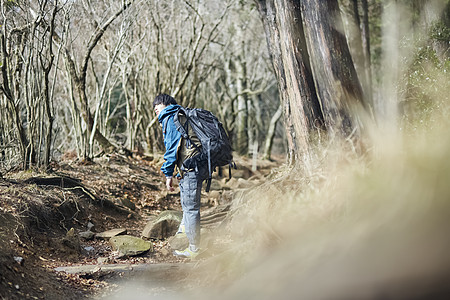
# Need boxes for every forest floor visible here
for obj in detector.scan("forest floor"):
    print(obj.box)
[0,152,281,299]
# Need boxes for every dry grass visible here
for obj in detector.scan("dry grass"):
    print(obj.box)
[185,17,450,297]
[180,102,448,300]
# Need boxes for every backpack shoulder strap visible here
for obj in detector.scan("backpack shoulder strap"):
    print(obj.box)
[173,107,189,139]
[173,107,202,151]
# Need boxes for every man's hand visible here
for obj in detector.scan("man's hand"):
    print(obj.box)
[166,176,175,192]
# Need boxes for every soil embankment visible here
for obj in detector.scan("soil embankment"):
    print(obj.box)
[0,154,280,299]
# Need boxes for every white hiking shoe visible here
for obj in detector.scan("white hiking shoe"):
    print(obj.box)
[173,246,199,259]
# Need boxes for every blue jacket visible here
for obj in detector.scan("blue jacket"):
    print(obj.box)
[158,104,182,177]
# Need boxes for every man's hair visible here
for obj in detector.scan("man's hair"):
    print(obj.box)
[153,94,177,108]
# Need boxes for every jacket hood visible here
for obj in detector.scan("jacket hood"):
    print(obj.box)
[158,104,182,123]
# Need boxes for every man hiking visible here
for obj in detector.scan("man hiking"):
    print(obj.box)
[153,94,206,259]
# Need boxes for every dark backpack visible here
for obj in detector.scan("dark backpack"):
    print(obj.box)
[173,107,234,192]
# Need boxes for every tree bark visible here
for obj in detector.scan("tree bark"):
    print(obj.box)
[275,0,325,130]
[256,0,296,164]
[300,0,366,137]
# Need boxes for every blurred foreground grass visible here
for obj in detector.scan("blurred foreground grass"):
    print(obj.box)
[190,60,450,299]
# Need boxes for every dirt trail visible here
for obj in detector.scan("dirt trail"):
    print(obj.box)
[0,154,281,299]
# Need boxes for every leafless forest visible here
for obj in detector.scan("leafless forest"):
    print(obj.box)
[1,0,281,173]
[1,0,449,299]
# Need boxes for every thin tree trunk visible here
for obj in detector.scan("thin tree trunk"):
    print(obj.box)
[90,51,122,155]
[42,2,58,169]
[346,0,369,101]
[64,51,116,156]
[361,0,373,106]
[235,56,249,155]
[263,105,282,160]
[247,97,255,156]
[62,2,131,157]
[0,30,30,168]
[64,61,85,159]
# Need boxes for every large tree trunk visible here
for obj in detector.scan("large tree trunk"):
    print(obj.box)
[256,0,296,164]
[301,0,367,137]
[256,0,324,164]
[275,0,324,131]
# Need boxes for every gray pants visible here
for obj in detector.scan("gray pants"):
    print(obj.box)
[179,168,206,248]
